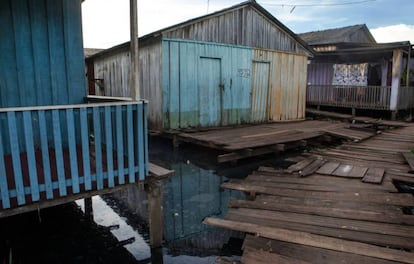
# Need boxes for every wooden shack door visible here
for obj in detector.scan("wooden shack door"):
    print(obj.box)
[251,61,270,122]
[199,57,223,127]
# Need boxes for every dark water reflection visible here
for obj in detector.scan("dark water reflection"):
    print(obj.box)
[0,137,291,263]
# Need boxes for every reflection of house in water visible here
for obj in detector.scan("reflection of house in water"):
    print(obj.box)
[299,24,414,118]
[163,162,243,251]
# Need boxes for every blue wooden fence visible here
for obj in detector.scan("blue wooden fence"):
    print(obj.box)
[0,101,148,210]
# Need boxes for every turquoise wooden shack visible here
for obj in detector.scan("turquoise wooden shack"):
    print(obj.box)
[87,1,314,131]
[0,0,148,217]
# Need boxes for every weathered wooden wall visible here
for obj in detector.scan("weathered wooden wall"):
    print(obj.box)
[0,0,85,108]
[93,42,163,130]
[162,39,252,129]
[252,49,308,121]
[163,5,309,56]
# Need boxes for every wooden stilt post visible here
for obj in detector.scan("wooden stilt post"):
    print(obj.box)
[147,180,163,248]
[84,197,93,221]
[390,49,403,114]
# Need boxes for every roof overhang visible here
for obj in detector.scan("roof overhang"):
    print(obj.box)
[312,41,412,63]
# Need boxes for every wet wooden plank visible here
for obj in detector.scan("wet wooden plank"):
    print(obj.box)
[203,218,414,264]
[316,162,340,175]
[300,159,326,177]
[242,247,311,264]
[148,163,174,178]
[348,166,368,178]
[363,168,385,184]
[221,182,414,205]
[332,164,354,177]
[228,199,414,225]
[402,151,414,172]
[243,235,401,264]
[286,158,314,173]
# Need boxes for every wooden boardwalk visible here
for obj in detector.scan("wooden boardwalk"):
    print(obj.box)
[205,123,414,263]
[173,120,380,163]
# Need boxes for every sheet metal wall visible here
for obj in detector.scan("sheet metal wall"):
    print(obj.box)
[162,39,252,129]
[93,43,163,130]
[252,49,308,122]
[0,0,85,108]
[163,5,310,56]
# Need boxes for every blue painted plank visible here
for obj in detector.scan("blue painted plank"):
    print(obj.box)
[104,106,114,188]
[136,104,145,180]
[93,107,104,190]
[52,110,67,196]
[0,0,20,108]
[23,111,40,201]
[46,0,68,105]
[116,106,125,184]
[66,109,80,193]
[7,112,25,205]
[143,102,149,177]
[62,0,86,104]
[127,105,135,183]
[80,108,92,190]
[11,0,36,107]
[38,110,53,199]
[0,127,11,208]
[28,0,52,106]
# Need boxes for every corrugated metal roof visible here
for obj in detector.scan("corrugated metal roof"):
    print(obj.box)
[298,24,376,45]
[87,0,314,60]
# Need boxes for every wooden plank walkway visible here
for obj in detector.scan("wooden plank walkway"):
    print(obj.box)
[205,123,414,264]
[172,120,378,163]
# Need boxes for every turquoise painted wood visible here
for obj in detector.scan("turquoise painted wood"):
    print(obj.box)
[0,0,85,108]
[162,39,252,129]
[0,102,149,210]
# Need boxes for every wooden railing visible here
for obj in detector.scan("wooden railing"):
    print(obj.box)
[307,85,414,110]
[307,85,392,110]
[0,101,148,210]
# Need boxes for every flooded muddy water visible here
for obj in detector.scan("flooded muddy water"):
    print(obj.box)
[0,137,292,263]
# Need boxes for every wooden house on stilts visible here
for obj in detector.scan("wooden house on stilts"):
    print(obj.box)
[299,24,414,118]
[86,0,314,131]
[0,0,149,218]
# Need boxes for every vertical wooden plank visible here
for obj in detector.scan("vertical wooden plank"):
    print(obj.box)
[136,104,145,180]
[104,106,114,188]
[11,0,36,107]
[52,109,67,196]
[93,107,103,190]
[28,0,52,106]
[66,108,80,193]
[0,0,19,108]
[7,112,25,205]
[116,106,125,184]
[80,108,92,190]
[127,105,135,183]
[0,127,11,208]
[38,110,53,199]
[23,111,40,201]
[46,0,68,105]
[62,0,86,104]
[143,102,149,177]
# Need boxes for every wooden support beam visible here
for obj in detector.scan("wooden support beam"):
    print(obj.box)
[203,218,414,264]
[130,0,139,100]
[147,180,163,248]
[390,49,403,111]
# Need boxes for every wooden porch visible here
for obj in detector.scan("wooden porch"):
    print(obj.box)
[0,101,149,217]
[206,123,414,263]
[307,85,414,111]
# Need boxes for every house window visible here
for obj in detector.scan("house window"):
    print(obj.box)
[332,63,368,86]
